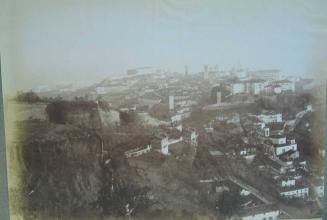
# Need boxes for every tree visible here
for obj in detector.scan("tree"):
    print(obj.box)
[97,180,152,217]
[216,191,241,217]
[15,91,41,103]
[119,111,137,125]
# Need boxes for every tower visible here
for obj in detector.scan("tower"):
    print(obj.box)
[217,91,221,104]
[169,95,174,111]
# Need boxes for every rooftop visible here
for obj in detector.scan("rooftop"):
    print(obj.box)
[278,183,309,192]
[274,80,292,83]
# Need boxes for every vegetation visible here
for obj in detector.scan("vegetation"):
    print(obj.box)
[15,91,42,103]
[216,191,242,217]
[119,111,137,125]
[97,181,152,217]
[46,100,98,124]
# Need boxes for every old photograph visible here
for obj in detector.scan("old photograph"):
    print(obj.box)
[1,1,326,220]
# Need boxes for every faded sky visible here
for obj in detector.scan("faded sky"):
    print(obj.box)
[1,0,327,93]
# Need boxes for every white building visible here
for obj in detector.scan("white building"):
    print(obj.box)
[161,137,170,155]
[279,177,296,187]
[257,113,282,124]
[239,205,280,220]
[270,135,286,145]
[125,145,152,158]
[228,80,268,95]
[250,80,268,95]
[272,80,295,92]
[160,136,183,155]
[272,138,297,156]
[190,130,198,147]
[279,185,309,199]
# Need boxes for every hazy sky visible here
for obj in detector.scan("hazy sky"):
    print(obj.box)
[1,0,327,93]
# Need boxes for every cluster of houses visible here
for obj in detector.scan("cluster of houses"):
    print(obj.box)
[205,104,323,219]
[90,69,321,219]
[168,87,200,119]
[226,78,295,96]
[251,110,324,201]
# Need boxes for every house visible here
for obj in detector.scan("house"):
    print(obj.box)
[279,177,296,188]
[239,146,257,162]
[227,79,268,95]
[169,94,195,111]
[269,136,297,156]
[270,135,286,145]
[256,113,283,124]
[238,205,280,220]
[248,79,268,95]
[272,80,295,92]
[279,184,309,199]
[125,145,152,158]
[272,141,297,156]
[160,136,183,155]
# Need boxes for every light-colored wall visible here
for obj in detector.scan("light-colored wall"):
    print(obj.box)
[275,143,297,156]
[241,210,279,220]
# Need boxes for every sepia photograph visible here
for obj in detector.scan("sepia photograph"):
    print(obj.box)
[0,1,326,220]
